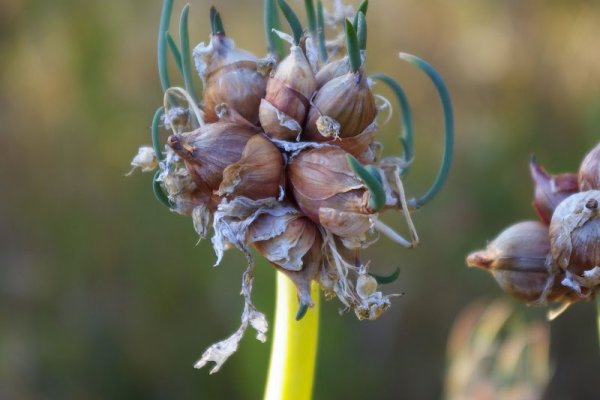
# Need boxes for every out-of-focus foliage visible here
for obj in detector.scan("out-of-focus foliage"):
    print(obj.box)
[445,299,550,400]
[1,0,599,399]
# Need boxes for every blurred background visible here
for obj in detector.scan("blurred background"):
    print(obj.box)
[1,0,600,398]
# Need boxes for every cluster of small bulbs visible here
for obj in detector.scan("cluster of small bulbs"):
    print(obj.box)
[467,142,600,319]
[131,0,452,372]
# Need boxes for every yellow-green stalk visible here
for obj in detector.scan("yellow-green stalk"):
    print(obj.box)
[264,272,320,400]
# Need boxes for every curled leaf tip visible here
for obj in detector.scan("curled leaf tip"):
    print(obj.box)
[369,267,401,284]
[399,52,454,208]
[296,303,309,321]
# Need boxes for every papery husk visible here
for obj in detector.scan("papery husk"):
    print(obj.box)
[303,71,376,143]
[167,122,258,209]
[579,141,600,191]
[259,46,316,140]
[217,133,283,200]
[315,56,351,88]
[195,35,266,125]
[530,158,578,225]
[467,221,578,304]
[250,213,322,306]
[288,147,373,240]
[549,191,600,289]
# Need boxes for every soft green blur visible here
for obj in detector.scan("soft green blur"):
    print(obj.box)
[1,0,599,399]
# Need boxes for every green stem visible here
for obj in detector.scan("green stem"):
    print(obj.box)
[370,73,414,171]
[304,0,317,40]
[345,20,361,72]
[264,0,285,58]
[278,0,304,46]
[179,4,198,105]
[356,11,367,51]
[399,52,454,209]
[158,0,174,92]
[264,272,320,400]
[166,32,184,75]
[316,1,327,62]
[151,106,165,161]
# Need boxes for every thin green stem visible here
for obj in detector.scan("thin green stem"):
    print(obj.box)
[347,155,386,212]
[316,1,327,62]
[158,0,174,92]
[370,73,414,171]
[278,0,304,45]
[264,272,320,400]
[264,0,285,58]
[399,52,454,209]
[166,32,184,76]
[151,106,165,161]
[153,170,171,208]
[356,11,367,51]
[179,4,198,106]
[344,20,361,72]
[304,0,317,40]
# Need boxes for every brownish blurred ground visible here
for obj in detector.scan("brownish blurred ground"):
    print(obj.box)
[1,0,599,399]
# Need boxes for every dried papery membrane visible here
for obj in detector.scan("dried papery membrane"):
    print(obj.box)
[194,266,268,374]
[211,197,299,266]
[163,107,190,132]
[319,229,397,320]
[192,205,212,240]
[251,214,323,306]
[194,35,266,124]
[128,146,158,175]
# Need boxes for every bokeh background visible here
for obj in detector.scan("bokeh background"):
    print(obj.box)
[1,0,600,399]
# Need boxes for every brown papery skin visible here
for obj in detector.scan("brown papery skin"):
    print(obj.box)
[219,133,283,200]
[265,46,316,123]
[579,141,600,191]
[315,56,351,89]
[288,147,369,224]
[167,123,257,209]
[529,158,578,225]
[203,60,266,125]
[303,71,376,141]
[467,221,574,303]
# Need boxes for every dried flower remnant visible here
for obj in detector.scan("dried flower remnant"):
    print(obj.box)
[467,142,600,319]
[131,0,454,372]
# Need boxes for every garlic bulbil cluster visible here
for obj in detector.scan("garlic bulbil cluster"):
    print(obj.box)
[467,142,600,318]
[132,0,453,373]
